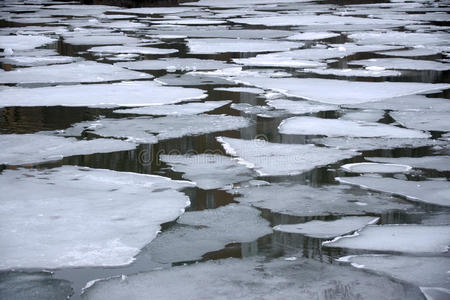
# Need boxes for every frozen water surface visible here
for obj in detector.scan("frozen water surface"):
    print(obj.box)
[344,95,450,112]
[376,48,442,57]
[366,156,450,172]
[82,257,423,300]
[390,111,450,132]
[0,55,81,66]
[267,99,337,114]
[302,68,402,77]
[0,35,55,50]
[114,100,230,116]
[0,81,206,108]
[87,45,178,55]
[214,87,264,94]
[115,58,230,71]
[217,137,358,176]
[340,162,412,173]
[274,216,379,238]
[0,61,151,84]
[350,58,450,71]
[324,225,450,254]
[0,166,193,269]
[348,31,449,47]
[160,154,254,190]
[340,110,385,122]
[279,117,430,138]
[187,38,301,54]
[143,204,271,263]
[286,31,340,41]
[337,176,450,207]
[231,103,285,118]
[0,133,136,165]
[63,34,141,45]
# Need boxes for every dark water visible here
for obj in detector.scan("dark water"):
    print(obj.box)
[1,0,449,299]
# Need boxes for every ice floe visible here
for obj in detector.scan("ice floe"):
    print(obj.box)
[340,162,412,173]
[279,117,430,138]
[337,176,450,207]
[0,133,136,165]
[115,58,230,71]
[82,257,423,300]
[266,99,337,114]
[187,38,301,54]
[366,156,450,172]
[146,28,292,39]
[215,87,264,94]
[233,56,324,68]
[0,61,151,84]
[390,111,450,132]
[217,137,358,176]
[286,31,340,40]
[0,35,55,50]
[230,103,285,118]
[343,95,450,112]
[323,225,450,254]
[114,100,230,116]
[63,34,141,45]
[87,45,178,55]
[376,48,442,57]
[350,58,450,71]
[232,77,449,105]
[302,68,402,77]
[274,216,379,238]
[340,110,385,122]
[0,81,206,108]
[348,31,449,47]
[0,55,81,66]
[160,154,254,190]
[0,166,193,269]
[142,204,271,263]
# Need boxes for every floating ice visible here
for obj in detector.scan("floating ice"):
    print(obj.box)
[343,95,450,112]
[274,216,379,238]
[146,28,292,39]
[0,61,151,84]
[337,176,450,207]
[233,56,324,68]
[324,225,450,254]
[63,34,141,45]
[156,73,234,86]
[266,99,337,114]
[114,100,230,116]
[160,154,254,190]
[366,156,450,172]
[376,48,441,57]
[340,162,412,173]
[230,103,285,118]
[217,137,358,176]
[0,133,137,165]
[82,257,423,300]
[115,58,230,71]
[348,31,449,47]
[0,81,206,108]
[233,77,449,105]
[0,271,73,300]
[340,110,385,122]
[215,87,264,94]
[350,58,450,71]
[279,117,430,138]
[142,204,271,263]
[390,111,450,132]
[187,38,300,54]
[0,166,193,269]
[64,115,250,142]
[339,255,450,295]
[0,55,81,67]
[107,7,197,15]
[87,45,178,55]
[302,68,402,77]
[153,18,226,25]
[286,31,340,40]
[0,35,55,50]
[183,0,302,8]
[231,183,412,216]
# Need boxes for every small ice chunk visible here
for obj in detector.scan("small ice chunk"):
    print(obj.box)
[344,95,450,112]
[217,137,358,176]
[336,176,450,207]
[160,154,254,190]
[0,81,206,108]
[0,61,151,84]
[0,55,81,67]
[0,35,55,50]
[0,134,137,166]
[115,58,230,71]
[340,162,412,173]
[87,45,178,55]
[286,31,340,41]
[231,103,285,118]
[153,18,226,25]
[114,100,230,116]
[348,31,449,47]
[350,58,450,71]
[187,38,301,54]
[0,166,193,269]
[142,204,271,263]
[366,156,450,172]
[267,99,337,114]
[279,117,430,138]
[390,111,450,132]
[340,110,385,122]
[376,48,441,57]
[215,87,264,94]
[63,34,141,45]
[302,68,402,77]
[233,56,324,68]
[323,225,450,254]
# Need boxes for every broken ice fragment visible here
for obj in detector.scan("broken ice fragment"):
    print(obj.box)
[340,162,412,173]
[114,101,230,116]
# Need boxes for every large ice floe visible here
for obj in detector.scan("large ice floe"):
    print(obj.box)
[232,77,449,105]
[302,68,402,78]
[141,204,271,263]
[0,133,136,165]
[0,166,193,269]
[115,58,230,71]
[340,162,412,174]
[160,154,254,190]
[279,117,430,138]
[62,115,250,142]
[81,257,424,300]
[0,61,151,84]
[217,137,358,176]
[186,38,301,54]
[62,34,141,45]
[376,48,442,57]
[0,81,206,108]
[347,31,449,47]
[286,31,340,41]
[390,111,450,132]
[230,183,413,217]
[266,99,337,114]
[0,54,81,67]
[366,156,450,172]
[349,58,450,71]
[273,216,379,238]
[114,100,230,116]
[87,45,179,55]
[323,225,450,254]
[0,35,55,50]
[337,176,450,207]
[343,95,450,112]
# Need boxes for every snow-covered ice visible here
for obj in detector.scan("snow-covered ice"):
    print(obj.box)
[187,38,301,54]
[302,68,402,77]
[390,111,450,132]
[115,58,230,71]
[340,162,412,173]
[366,156,450,172]
[88,45,178,55]
[267,99,337,114]
[286,31,340,41]
[350,58,450,71]
[0,35,55,50]
[114,100,230,116]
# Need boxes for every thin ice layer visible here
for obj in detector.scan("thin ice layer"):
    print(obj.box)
[349,58,450,71]
[343,95,450,112]
[230,183,413,217]
[279,117,430,138]
[87,45,178,55]
[323,225,450,254]
[0,134,137,165]
[0,35,55,50]
[217,137,358,176]
[366,156,450,172]
[142,204,271,263]
[187,38,301,54]
[337,176,450,207]
[274,216,379,238]
[302,68,402,77]
[266,99,337,114]
[0,61,151,84]
[0,81,207,108]
[114,101,230,116]
[0,166,193,269]
[115,58,230,71]
[0,55,81,67]
[82,257,423,300]
[340,162,412,173]
[390,111,450,132]
[160,154,254,190]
